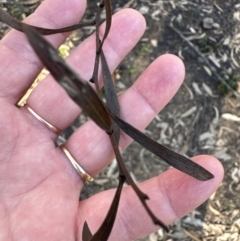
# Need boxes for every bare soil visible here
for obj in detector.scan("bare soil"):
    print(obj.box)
[1,0,240,240]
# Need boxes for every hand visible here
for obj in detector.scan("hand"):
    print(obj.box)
[0,0,223,240]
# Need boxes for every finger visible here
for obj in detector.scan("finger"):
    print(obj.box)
[61,54,185,178]
[24,9,146,132]
[0,0,87,104]
[78,156,224,240]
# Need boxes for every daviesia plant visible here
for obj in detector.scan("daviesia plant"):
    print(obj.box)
[0,0,214,240]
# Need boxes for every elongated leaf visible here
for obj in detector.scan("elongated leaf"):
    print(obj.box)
[90,0,120,142]
[23,25,112,133]
[0,8,94,35]
[101,51,120,143]
[89,1,102,85]
[101,52,120,117]
[90,0,112,85]
[98,0,112,50]
[89,176,125,241]
[110,112,214,181]
[82,222,93,241]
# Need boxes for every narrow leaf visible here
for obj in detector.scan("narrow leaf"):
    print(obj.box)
[98,0,112,50]
[101,51,120,143]
[101,52,120,117]
[89,0,102,85]
[0,8,94,35]
[23,25,112,133]
[82,221,93,241]
[90,175,125,241]
[110,112,214,181]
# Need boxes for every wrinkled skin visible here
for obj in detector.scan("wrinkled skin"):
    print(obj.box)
[0,0,223,240]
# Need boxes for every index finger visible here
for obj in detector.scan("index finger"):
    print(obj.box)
[0,0,86,104]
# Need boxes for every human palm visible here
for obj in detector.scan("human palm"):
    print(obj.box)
[0,0,223,240]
